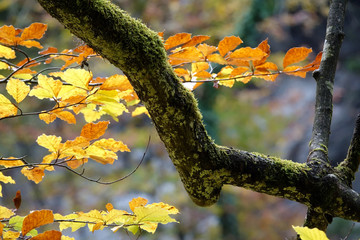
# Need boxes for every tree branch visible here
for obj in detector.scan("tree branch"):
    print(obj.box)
[305,0,347,229]
[36,0,360,224]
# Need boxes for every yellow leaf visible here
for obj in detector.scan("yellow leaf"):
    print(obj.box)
[0,157,24,167]
[22,210,54,236]
[218,36,243,57]
[62,69,92,90]
[21,167,45,184]
[197,43,217,57]
[0,94,17,118]
[57,85,87,101]
[0,61,9,69]
[292,226,329,240]
[79,104,105,123]
[30,230,61,240]
[0,205,15,218]
[0,44,15,59]
[3,230,20,239]
[283,47,312,68]
[132,106,149,118]
[36,134,62,153]
[91,222,104,233]
[29,75,62,99]
[61,236,75,240]
[129,197,148,212]
[0,172,15,184]
[80,121,109,140]
[54,110,76,124]
[216,66,235,88]
[39,112,57,124]
[93,138,130,152]
[86,145,117,164]
[133,202,179,234]
[54,213,86,232]
[207,53,227,65]
[6,78,30,103]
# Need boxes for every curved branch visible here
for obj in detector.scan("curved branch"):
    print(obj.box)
[36,0,360,223]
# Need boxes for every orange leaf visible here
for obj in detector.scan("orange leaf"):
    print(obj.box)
[164,33,191,50]
[19,40,43,49]
[39,47,58,55]
[106,203,114,212]
[13,190,21,210]
[169,47,202,65]
[30,230,61,240]
[229,47,267,61]
[66,158,88,169]
[283,66,307,78]
[20,23,47,40]
[283,47,312,68]
[0,25,16,45]
[22,210,54,236]
[80,121,109,140]
[302,51,322,72]
[218,36,243,57]
[207,54,227,65]
[129,197,148,212]
[21,167,45,184]
[230,67,248,77]
[197,44,217,57]
[182,35,210,48]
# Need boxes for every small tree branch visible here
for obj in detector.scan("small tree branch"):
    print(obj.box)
[336,113,360,186]
[305,0,347,230]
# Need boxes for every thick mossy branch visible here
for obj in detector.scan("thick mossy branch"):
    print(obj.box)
[38,0,360,222]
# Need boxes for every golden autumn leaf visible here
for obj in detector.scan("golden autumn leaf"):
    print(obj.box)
[80,121,109,140]
[129,197,148,212]
[283,47,312,68]
[21,167,45,184]
[61,236,75,240]
[207,53,227,65]
[164,33,191,50]
[29,74,62,99]
[86,145,117,164]
[36,134,62,153]
[283,66,307,78]
[30,230,61,240]
[0,205,14,219]
[0,44,16,59]
[292,226,329,240]
[182,35,210,48]
[93,138,130,152]
[6,78,30,103]
[0,25,16,45]
[40,110,76,124]
[229,47,267,62]
[20,23,47,41]
[106,203,114,212]
[131,200,179,234]
[197,43,217,57]
[0,172,16,196]
[62,68,92,90]
[22,209,54,236]
[54,213,86,232]
[3,230,20,239]
[0,94,17,118]
[169,46,203,65]
[0,158,24,168]
[218,36,243,57]
[100,74,133,91]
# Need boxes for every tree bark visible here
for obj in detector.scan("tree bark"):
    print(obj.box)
[37,0,359,229]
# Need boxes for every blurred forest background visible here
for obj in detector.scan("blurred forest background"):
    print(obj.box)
[0,0,360,239]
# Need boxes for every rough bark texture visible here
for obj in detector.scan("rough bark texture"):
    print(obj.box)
[37,0,359,231]
[305,0,348,230]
